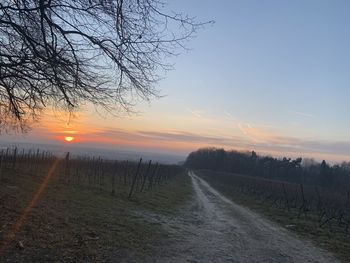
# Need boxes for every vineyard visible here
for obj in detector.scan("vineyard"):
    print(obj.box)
[197,170,350,231]
[196,169,350,260]
[0,147,182,199]
[0,147,188,261]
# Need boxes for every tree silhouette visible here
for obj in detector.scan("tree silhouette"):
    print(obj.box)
[0,0,209,131]
[185,148,350,190]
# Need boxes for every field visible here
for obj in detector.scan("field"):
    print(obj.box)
[0,148,191,262]
[1,146,348,262]
[196,169,350,262]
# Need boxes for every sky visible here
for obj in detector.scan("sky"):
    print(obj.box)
[2,0,350,162]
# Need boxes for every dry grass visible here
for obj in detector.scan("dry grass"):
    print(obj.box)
[0,163,191,262]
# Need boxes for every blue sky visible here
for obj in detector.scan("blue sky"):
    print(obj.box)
[163,1,350,133]
[3,0,350,162]
[140,0,350,159]
[163,0,350,137]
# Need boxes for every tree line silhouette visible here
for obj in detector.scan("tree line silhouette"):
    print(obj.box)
[185,148,350,191]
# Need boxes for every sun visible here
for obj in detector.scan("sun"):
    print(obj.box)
[64,136,75,142]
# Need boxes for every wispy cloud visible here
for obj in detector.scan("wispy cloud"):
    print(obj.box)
[84,127,350,161]
[94,129,236,145]
[237,123,251,135]
[288,110,314,118]
[234,122,350,160]
[3,118,349,162]
[186,108,205,118]
[237,122,279,144]
[224,110,236,120]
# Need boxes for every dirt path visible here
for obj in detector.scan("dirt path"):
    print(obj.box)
[144,171,341,263]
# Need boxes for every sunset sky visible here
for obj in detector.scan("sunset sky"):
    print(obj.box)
[2,0,350,162]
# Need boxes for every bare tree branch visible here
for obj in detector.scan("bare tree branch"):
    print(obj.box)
[0,0,212,132]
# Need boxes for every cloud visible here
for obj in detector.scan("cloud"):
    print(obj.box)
[237,123,250,135]
[224,110,236,120]
[288,110,314,118]
[89,127,350,161]
[235,123,350,160]
[94,128,238,145]
[237,122,281,144]
[3,121,349,162]
[186,108,205,118]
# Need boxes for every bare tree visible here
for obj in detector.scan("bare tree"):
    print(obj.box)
[0,0,209,131]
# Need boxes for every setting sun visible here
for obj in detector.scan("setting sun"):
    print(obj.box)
[64,136,75,142]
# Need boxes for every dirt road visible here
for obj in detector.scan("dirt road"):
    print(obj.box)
[144,171,341,263]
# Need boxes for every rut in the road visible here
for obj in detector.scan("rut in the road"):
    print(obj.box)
[143,171,341,263]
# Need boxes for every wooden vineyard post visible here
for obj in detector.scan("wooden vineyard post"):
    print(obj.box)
[315,186,322,212]
[111,164,116,195]
[155,166,162,185]
[111,160,118,195]
[135,162,142,192]
[140,160,152,193]
[293,184,298,208]
[35,149,40,174]
[128,158,142,199]
[20,148,25,170]
[64,152,70,183]
[5,148,9,169]
[282,183,290,211]
[124,160,129,186]
[315,186,326,223]
[12,147,17,170]
[111,161,117,195]
[99,159,103,192]
[75,165,80,186]
[96,157,99,186]
[298,184,307,218]
[27,149,32,172]
[88,157,94,185]
[93,157,97,185]
[148,163,159,190]
[345,191,350,232]
[0,151,3,182]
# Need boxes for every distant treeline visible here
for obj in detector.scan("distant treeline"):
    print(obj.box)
[184,148,350,190]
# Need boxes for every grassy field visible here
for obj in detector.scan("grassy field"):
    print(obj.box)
[196,169,350,262]
[0,161,192,262]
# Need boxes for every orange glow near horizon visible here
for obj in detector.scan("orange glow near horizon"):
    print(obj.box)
[31,108,350,163]
[64,136,75,142]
